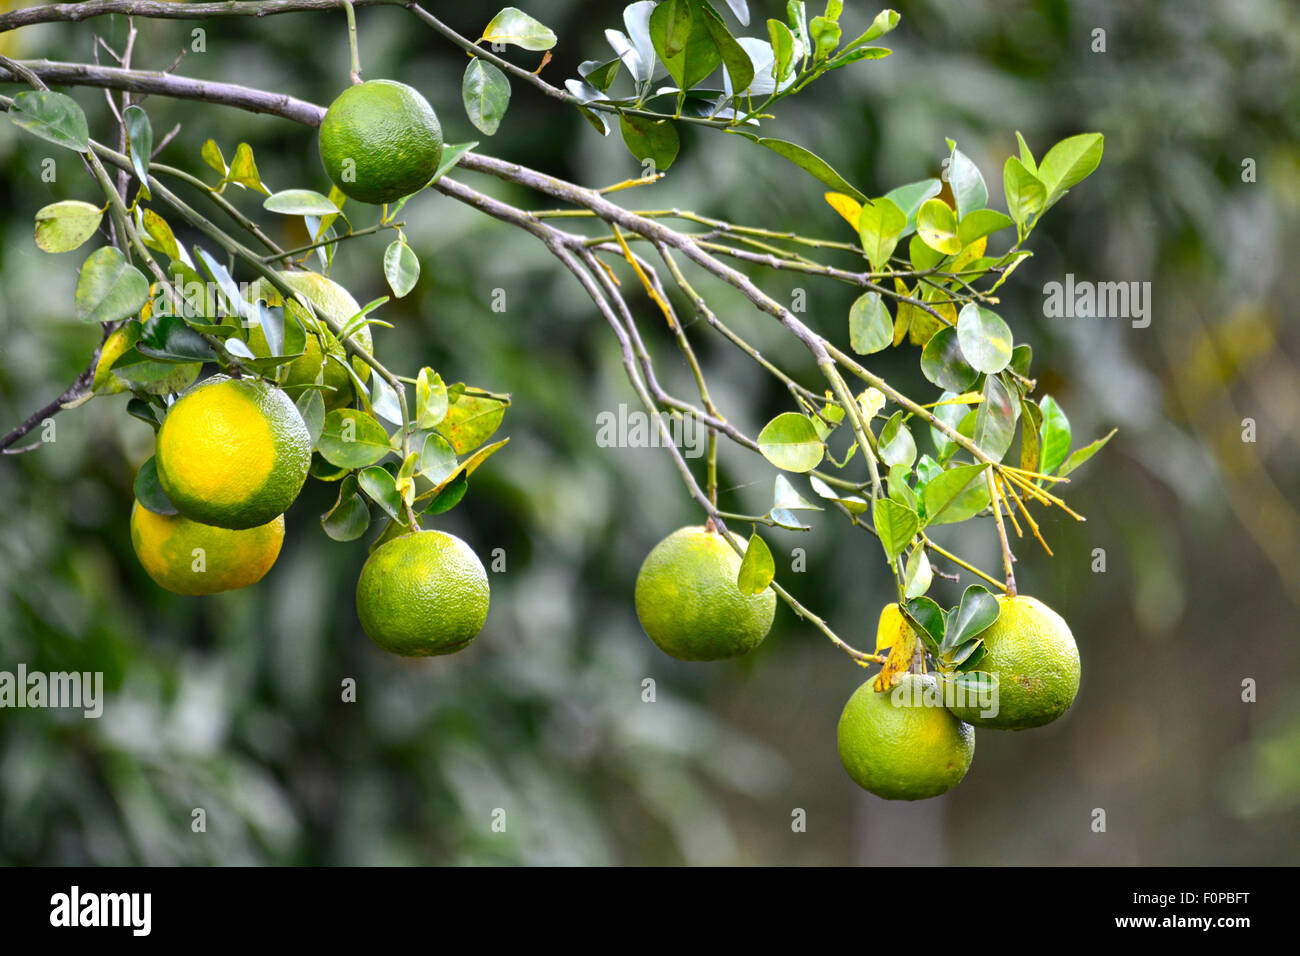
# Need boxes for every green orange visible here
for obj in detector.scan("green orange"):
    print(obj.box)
[946,594,1081,730]
[837,673,976,800]
[155,374,311,529]
[130,500,284,595]
[634,525,776,661]
[318,80,443,205]
[355,530,490,657]
[246,270,373,410]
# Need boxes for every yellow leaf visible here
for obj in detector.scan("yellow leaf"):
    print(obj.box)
[891,277,912,346]
[873,605,918,691]
[824,191,862,231]
[949,234,987,274]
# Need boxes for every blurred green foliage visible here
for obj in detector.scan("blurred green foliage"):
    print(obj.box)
[1,0,1297,864]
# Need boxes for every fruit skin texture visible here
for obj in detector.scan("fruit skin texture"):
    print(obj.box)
[355,530,490,657]
[130,500,284,595]
[246,271,373,410]
[837,673,976,800]
[155,374,312,530]
[946,594,1081,730]
[318,80,443,205]
[634,525,777,661]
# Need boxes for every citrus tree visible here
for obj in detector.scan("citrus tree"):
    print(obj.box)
[0,0,1109,801]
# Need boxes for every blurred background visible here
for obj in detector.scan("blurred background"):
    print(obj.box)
[1,0,1297,865]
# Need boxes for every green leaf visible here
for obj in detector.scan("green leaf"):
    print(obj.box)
[873,498,919,560]
[958,208,1014,246]
[887,463,918,511]
[883,178,942,236]
[808,474,869,515]
[75,247,150,324]
[773,473,822,512]
[430,141,478,187]
[921,462,988,527]
[321,476,371,541]
[415,367,448,429]
[437,389,509,454]
[138,313,217,363]
[757,412,824,473]
[650,0,695,59]
[808,15,841,60]
[357,465,405,523]
[619,114,680,171]
[123,105,152,197]
[34,200,102,253]
[8,91,89,152]
[972,373,1016,461]
[856,195,907,269]
[1038,133,1104,204]
[700,3,754,94]
[916,198,960,255]
[1057,428,1116,478]
[133,456,178,516]
[767,18,796,82]
[462,58,511,136]
[422,472,469,516]
[1003,156,1046,226]
[757,138,866,202]
[843,8,900,50]
[956,302,1013,374]
[141,209,180,261]
[263,189,339,216]
[1015,131,1037,174]
[826,44,891,69]
[296,389,325,449]
[200,139,227,176]
[369,374,404,427]
[318,408,392,468]
[415,431,458,484]
[383,240,420,298]
[481,6,557,50]
[848,291,892,355]
[225,142,270,195]
[946,146,987,221]
[920,326,979,392]
[1038,395,1072,475]
[942,584,999,652]
[903,545,932,599]
[879,411,916,468]
[737,531,775,595]
[903,595,945,656]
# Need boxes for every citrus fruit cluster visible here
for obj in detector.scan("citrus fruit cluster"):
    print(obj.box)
[632,524,1079,801]
[835,594,1080,800]
[128,271,494,659]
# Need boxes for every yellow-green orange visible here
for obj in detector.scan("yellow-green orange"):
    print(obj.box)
[356,530,489,657]
[634,525,776,661]
[837,674,975,800]
[155,375,311,529]
[246,271,372,410]
[946,594,1080,730]
[130,500,284,595]
[318,80,443,205]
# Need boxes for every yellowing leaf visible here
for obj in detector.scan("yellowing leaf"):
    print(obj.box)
[873,615,918,691]
[824,191,862,230]
[873,602,910,654]
[950,234,988,274]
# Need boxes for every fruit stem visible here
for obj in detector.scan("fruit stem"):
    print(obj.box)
[341,0,362,85]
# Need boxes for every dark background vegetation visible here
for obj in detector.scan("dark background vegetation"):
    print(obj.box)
[1,0,1297,864]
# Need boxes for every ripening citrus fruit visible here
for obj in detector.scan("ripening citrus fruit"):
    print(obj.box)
[634,525,776,661]
[155,374,312,530]
[355,530,490,657]
[946,594,1080,730]
[130,500,284,595]
[837,673,975,800]
[246,270,372,410]
[318,79,443,205]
